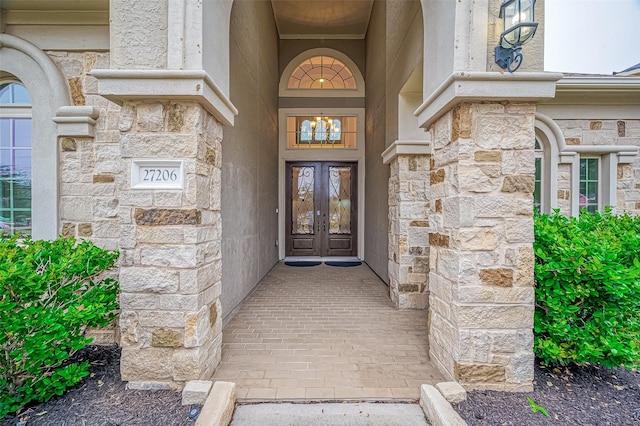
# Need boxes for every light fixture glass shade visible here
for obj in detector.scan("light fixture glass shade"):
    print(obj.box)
[500,0,537,47]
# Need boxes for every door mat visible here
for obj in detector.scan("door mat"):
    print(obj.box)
[324,261,362,267]
[284,261,322,267]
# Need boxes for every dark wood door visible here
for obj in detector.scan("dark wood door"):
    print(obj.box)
[285,162,357,257]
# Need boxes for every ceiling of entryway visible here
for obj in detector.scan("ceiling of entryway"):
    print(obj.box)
[270,0,375,39]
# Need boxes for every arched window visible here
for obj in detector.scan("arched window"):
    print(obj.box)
[0,82,32,236]
[287,56,357,90]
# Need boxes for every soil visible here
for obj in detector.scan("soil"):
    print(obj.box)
[2,346,638,425]
[1,345,193,426]
[455,360,640,425]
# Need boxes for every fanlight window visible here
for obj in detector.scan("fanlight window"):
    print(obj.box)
[287,56,357,90]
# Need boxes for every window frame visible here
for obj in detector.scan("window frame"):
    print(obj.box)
[578,156,601,213]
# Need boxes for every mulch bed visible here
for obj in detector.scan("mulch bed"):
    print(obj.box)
[2,346,639,425]
[455,360,640,425]
[1,345,193,426]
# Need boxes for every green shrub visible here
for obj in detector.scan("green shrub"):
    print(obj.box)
[0,236,119,418]
[534,208,640,368]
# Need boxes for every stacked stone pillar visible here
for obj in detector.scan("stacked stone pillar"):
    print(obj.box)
[117,101,223,388]
[428,102,536,391]
[387,152,430,309]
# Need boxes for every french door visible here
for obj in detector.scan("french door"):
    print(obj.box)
[285,162,357,257]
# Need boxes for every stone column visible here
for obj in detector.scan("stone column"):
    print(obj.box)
[383,141,431,309]
[428,102,536,391]
[116,101,223,388]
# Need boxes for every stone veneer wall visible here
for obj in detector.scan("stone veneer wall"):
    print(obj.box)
[115,101,223,387]
[48,51,122,248]
[554,119,640,215]
[388,154,430,309]
[429,102,536,391]
[48,51,122,344]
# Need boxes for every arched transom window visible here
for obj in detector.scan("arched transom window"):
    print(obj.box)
[287,56,357,90]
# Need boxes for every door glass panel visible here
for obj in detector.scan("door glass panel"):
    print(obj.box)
[291,166,315,234]
[328,166,351,234]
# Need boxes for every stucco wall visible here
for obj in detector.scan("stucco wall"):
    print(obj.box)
[365,0,424,282]
[221,0,280,321]
[364,0,389,280]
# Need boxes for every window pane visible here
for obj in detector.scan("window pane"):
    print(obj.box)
[328,166,351,234]
[534,157,541,212]
[579,158,599,212]
[0,118,11,148]
[291,166,315,235]
[0,83,31,104]
[14,119,32,147]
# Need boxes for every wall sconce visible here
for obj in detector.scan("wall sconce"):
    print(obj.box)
[495,0,539,72]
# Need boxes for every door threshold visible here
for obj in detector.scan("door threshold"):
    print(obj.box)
[284,256,361,262]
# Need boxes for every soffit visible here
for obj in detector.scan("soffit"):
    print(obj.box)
[271,0,374,39]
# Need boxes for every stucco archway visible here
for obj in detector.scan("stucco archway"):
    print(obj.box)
[0,34,72,240]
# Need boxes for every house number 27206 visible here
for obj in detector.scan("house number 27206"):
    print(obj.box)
[142,168,178,182]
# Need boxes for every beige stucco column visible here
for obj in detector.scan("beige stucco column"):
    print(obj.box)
[383,141,431,309]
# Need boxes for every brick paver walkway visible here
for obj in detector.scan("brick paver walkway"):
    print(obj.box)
[212,262,443,400]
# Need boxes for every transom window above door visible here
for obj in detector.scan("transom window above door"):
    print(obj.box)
[286,116,357,149]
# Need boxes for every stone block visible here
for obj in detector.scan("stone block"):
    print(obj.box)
[120,347,173,381]
[172,347,207,382]
[196,381,236,426]
[455,304,533,329]
[455,362,506,383]
[435,382,467,404]
[501,175,534,193]
[60,197,93,221]
[475,115,533,150]
[474,150,501,162]
[429,233,450,248]
[155,191,183,207]
[185,305,211,348]
[138,310,186,328]
[95,198,119,218]
[140,246,198,268]
[137,103,164,132]
[430,168,445,184]
[119,266,180,294]
[61,222,75,237]
[92,174,115,184]
[479,268,513,287]
[456,229,499,251]
[137,226,185,244]
[135,208,201,226]
[419,385,467,426]
[77,223,93,237]
[182,380,213,406]
[152,328,183,348]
